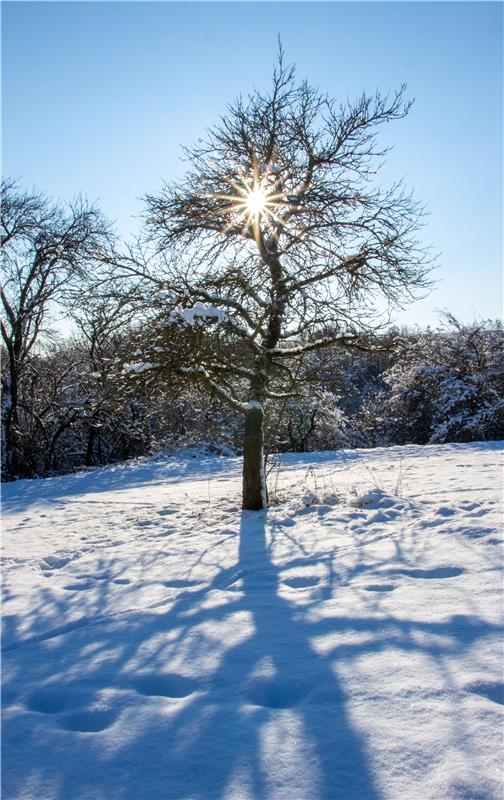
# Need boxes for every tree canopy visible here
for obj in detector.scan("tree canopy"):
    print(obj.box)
[139,49,432,508]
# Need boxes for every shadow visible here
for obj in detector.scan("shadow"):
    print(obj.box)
[1,454,240,514]
[231,512,381,798]
[2,507,501,799]
[2,512,382,799]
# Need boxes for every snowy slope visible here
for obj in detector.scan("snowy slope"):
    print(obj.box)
[2,442,503,800]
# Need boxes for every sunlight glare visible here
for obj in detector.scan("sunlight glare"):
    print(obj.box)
[208,157,289,242]
[245,187,267,217]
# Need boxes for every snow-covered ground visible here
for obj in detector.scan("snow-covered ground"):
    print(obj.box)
[2,442,503,800]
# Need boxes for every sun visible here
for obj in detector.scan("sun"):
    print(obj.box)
[245,187,267,217]
[227,177,280,226]
[206,156,288,242]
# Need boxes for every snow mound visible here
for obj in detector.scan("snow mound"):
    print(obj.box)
[348,487,398,509]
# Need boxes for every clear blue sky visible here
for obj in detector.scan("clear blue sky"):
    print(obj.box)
[2,1,502,327]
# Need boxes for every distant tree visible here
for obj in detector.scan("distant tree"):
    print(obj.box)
[134,49,432,507]
[68,296,135,466]
[0,179,113,478]
[272,390,350,454]
[382,315,504,444]
[288,335,396,449]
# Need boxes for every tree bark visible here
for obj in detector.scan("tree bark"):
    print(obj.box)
[2,372,20,478]
[242,405,267,510]
[85,425,96,467]
[241,247,284,511]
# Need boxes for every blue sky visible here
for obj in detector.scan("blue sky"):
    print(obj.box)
[2,1,502,327]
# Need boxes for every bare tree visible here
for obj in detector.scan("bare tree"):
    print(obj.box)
[69,295,143,466]
[141,48,432,509]
[1,179,113,478]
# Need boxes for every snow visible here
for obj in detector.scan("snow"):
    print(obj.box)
[123,362,158,374]
[2,441,503,800]
[167,302,229,326]
[247,400,263,411]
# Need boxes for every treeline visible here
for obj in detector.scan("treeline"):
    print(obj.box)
[2,313,502,481]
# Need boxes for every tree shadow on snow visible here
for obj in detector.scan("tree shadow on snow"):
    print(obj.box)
[2,511,501,800]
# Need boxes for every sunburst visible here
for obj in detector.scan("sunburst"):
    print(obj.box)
[210,159,287,243]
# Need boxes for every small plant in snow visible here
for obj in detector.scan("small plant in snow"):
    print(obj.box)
[394,459,411,496]
[300,466,343,508]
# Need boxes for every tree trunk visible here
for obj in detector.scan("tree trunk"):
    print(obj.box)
[85,425,96,467]
[2,374,20,479]
[242,406,267,510]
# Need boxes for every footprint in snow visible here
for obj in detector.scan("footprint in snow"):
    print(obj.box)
[282,576,320,589]
[128,674,199,699]
[459,526,495,540]
[60,708,118,733]
[394,566,464,579]
[364,584,396,592]
[152,529,175,539]
[63,582,95,591]
[25,687,71,714]
[95,539,125,548]
[367,511,391,524]
[435,506,456,517]
[39,553,77,572]
[418,518,449,529]
[162,579,200,588]
[464,508,488,518]
[25,685,119,733]
[245,677,309,708]
[465,681,504,705]
[459,501,479,511]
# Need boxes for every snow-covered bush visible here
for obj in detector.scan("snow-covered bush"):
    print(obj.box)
[3,311,502,481]
[280,391,350,453]
[382,316,504,444]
